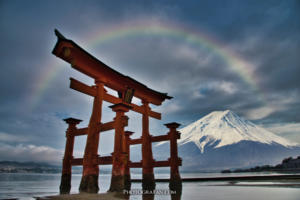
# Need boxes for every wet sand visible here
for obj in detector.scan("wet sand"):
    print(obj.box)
[35,192,127,200]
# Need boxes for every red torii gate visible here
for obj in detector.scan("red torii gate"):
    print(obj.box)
[52,29,182,194]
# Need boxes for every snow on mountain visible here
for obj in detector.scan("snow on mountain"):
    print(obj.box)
[167,110,297,153]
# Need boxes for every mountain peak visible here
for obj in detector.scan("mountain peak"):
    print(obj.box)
[177,110,297,153]
[200,110,237,121]
[213,109,241,117]
[214,109,231,114]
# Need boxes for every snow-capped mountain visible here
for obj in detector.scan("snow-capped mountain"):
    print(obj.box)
[153,110,299,171]
[177,110,296,153]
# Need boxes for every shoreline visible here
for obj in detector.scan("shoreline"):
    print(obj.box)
[131,174,300,182]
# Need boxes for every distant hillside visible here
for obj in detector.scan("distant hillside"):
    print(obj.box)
[0,161,61,173]
[222,156,300,173]
[0,161,113,174]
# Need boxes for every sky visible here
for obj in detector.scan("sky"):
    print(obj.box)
[0,0,299,164]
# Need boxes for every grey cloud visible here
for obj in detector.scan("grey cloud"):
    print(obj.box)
[0,0,299,163]
[0,143,63,164]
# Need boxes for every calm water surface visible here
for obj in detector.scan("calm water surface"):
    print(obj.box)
[0,172,299,200]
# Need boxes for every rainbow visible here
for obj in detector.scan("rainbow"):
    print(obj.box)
[86,20,259,90]
[29,59,65,111]
[30,20,262,110]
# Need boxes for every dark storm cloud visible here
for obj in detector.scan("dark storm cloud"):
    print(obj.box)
[0,0,300,162]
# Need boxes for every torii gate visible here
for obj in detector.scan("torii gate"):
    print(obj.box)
[52,29,182,194]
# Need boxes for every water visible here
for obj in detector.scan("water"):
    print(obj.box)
[0,172,300,200]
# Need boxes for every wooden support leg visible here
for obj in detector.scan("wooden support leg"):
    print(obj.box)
[124,131,134,190]
[60,118,82,194]
[109,103,131,192]
[79,81,104,193]
[165,122,182,194]
[142,101,155,191]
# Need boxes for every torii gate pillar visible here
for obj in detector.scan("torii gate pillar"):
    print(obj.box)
[165,122,182,193]
[109,103,132,192]
[60,118,82,194]
[142,100,156,190]
[79,81,104,193]
[124,131,134,190]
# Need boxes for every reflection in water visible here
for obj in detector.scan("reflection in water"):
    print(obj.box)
[121,193,181,200]
[1,173,300,200]
[171,194,182,200]
[142,194,154,200]
[117,189,182,200]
